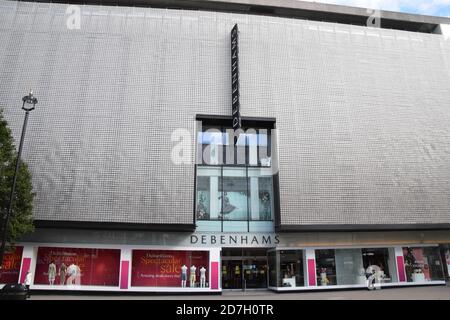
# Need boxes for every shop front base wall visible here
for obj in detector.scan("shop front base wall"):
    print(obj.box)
[269,281,447,292]
[29,285,220,293]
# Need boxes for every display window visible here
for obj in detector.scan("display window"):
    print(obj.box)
[446,250,450,278]
[361,248,396,283]
[34,247,120,286]
[268,251,277,287]
[0,246,23,284]
[403,247,444,282]
[335,249,365,285]
[131,250,209,288]
[315,250,336,286]
[279,250,304,288]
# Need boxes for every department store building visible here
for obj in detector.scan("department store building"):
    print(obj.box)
[0,0,450,293]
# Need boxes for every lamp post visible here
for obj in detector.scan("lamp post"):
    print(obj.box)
[0,91,37,268]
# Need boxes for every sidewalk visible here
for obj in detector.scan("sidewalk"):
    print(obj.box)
[27,285,450,300]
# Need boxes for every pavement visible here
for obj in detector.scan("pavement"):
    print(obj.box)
[27,284,450,300]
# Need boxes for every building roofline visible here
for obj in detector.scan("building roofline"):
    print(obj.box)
[15,0,450,33]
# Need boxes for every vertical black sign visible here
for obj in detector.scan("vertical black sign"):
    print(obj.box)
[231,24,241,131]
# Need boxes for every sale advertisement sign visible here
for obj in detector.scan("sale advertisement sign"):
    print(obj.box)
[0,246,23,284]
[131,250,209,287]
[34,247,120,286]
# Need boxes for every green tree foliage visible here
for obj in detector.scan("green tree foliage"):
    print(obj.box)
[0,109,34,246]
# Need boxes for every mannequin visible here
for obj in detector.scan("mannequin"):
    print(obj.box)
[67,263,78,285]
[200,267,206,288]
[181,265,188,288]
[48,261,56,285]
[59,263,67,285]
[190,265,197,287]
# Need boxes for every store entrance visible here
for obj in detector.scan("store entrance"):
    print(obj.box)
[221,248,268,290]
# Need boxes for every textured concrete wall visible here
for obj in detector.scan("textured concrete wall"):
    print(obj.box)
[0,1,450,226]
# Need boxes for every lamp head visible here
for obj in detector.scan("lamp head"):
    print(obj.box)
[22,91,38,111]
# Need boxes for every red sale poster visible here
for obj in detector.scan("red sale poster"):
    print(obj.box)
[0,246,23,284]
[34,247,120,286]
[131,250,209,287]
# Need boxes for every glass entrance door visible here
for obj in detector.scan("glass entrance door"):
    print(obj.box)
[221,248,268,290]
[222,260,243,289]
[243,259,268,289]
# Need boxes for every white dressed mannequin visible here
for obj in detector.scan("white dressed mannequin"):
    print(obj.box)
[181,265,188,288]
[190,265,197,287]
[66,263,77,285]
[200,267,206,288]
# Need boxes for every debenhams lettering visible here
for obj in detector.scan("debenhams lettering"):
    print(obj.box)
[191,234,280,246]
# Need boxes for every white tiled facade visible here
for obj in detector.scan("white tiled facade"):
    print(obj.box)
[0,0,450,228]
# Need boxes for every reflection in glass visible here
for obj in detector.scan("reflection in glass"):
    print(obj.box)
[335,249,364,285]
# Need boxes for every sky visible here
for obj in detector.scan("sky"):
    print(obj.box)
[302,0,450,17]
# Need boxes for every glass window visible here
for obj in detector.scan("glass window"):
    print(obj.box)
[249,168,274,221]
[257,176,273,220]
[315,250,336,286]
[197,126,272,166]
[196,167,221,221]
[131,250,209,288]
[196,176,211,220]
[362,248,395,283]
[0,246,23,284]
[196,166,274,222]
[335,249,365,285]
[198,127,225,165]
[444,248,450,278]
[220,169,248,221]
[403,247,444,282]
[196,121,276,224]
[279,250,305,288]
[35,247,121,286]
[268,251,277,287]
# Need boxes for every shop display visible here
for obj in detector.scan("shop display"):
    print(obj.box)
[319,268,330,286]
[131,250,209,287]
[446,250,450,278]
[315,250,337,286]
[0,246,23,284]
[403,247,445,282]
[412,269,425,283]
[34,247,120,286]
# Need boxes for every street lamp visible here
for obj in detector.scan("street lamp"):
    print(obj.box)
[0,91,37,268]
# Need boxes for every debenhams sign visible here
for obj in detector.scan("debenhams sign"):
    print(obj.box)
[190,233,280,247]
